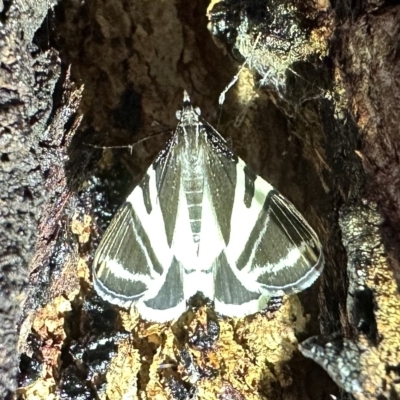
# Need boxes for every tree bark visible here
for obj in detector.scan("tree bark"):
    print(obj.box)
[1,0,399,399]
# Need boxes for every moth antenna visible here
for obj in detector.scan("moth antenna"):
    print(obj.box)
[84,130,173,155]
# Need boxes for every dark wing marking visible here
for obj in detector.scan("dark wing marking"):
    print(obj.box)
[213,250,271,317]
[142,257,184,310]
[202,128,237,245]
[244,192,324,294]
[136,256,186,322]
[154,136,182,247]
[93,202,165,307]
[139,173,152,214]
[243,164,256,208]
[232,166,324,295]
[213,251,260,305]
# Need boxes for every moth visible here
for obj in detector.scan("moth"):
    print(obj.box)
[92,92,324,322]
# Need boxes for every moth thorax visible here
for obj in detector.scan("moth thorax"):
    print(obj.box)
[182,145,203,168]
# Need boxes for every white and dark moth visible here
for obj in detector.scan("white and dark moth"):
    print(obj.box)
[93,92,324,322]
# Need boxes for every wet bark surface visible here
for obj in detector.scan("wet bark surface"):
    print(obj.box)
[1,0,399,398]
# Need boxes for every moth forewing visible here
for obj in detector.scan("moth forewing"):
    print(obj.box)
[92,169,176,309]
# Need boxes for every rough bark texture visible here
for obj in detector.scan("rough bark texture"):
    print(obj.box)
[1,0,399,399]
[0,0,60,397]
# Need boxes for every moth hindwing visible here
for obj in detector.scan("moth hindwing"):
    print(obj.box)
[92,91,324,322]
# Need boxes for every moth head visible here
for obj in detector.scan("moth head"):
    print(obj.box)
[176,107,201,119]
[176,91,201,126]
